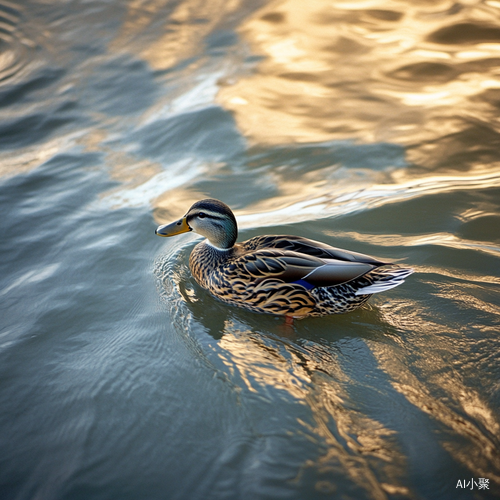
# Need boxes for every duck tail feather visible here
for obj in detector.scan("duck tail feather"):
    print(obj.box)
[355,267,414,296]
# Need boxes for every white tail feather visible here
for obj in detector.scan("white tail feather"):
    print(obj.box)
[355,268,413,296]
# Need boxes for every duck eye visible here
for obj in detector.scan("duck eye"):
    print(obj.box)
[198,212,206,219]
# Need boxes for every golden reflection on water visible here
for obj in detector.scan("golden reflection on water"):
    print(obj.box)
[89,0,500,229]
[303,375,408,499]
[216,323,409,497]
[211,303,500,494]
[105,0,500,224]
[218,0,500,153]
[218,324,311,398]
[374,300,500,482]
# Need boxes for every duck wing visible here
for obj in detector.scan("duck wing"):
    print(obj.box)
[228,248,377,289]
[242,235,388,266]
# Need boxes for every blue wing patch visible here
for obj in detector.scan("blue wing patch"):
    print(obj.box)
[293,279,315,290]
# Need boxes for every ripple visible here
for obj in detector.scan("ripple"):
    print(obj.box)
[236,164,500,230]
[0,2,34,83]
[458,214,500,243]
[365,9,403,22]
[428,22,500,45]
[373,301,500,483]
[387,61,457,83]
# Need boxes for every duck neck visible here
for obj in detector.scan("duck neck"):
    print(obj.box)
[205,240,233,252]
[208,221,237,249]
[189,240,234,288]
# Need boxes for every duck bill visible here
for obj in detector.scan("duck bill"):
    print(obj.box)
[155,217,191,237]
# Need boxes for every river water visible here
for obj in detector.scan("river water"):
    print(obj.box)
[1,1,500,499]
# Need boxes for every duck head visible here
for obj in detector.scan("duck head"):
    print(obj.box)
[155,198,238,250]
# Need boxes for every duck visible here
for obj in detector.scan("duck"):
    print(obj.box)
[155,199,413,318]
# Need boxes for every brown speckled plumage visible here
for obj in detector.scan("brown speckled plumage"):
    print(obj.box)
[156,199,413,318]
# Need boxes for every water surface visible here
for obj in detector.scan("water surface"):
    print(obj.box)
[1,1,499,499]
